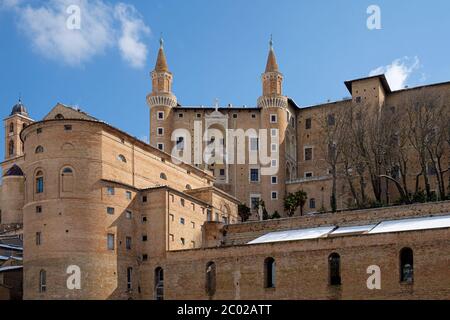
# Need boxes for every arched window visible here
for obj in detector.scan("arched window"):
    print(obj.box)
[185,184,192,190]
[160,173,167,180]
[117,154,127,163]
[39,269,46,293]
[55,114,64,119]
[329,253,341,286]
[154,267,164,300]
[9,123,14,133]
[61,167,74,192]
[35,146,44,154]
[36,170,44,194]
[400,247,414,283]
[8,140,14,156]
[264,257,276,288]
[205,261,216,297]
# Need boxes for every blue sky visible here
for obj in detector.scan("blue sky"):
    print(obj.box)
[1,0,450,161]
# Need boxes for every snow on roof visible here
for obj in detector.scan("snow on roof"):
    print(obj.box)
[0,265,23,273]
[248,226,336,245]
[368,215,450,234]
[330,224,377,236]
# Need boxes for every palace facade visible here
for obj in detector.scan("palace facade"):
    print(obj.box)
[0,40,449,300]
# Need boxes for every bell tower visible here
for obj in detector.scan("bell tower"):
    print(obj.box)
[4,99,33,161]
[147,38,177,151]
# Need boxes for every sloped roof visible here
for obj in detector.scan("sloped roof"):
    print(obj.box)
[3,165,24,177]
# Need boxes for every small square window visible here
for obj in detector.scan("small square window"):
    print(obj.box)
[250,168,260,182]
[271,129,277,137]
[157,111,164,120]
[178,113,184,118]
[126,191,132,200]
[142,254,148,261]
[271,176,278,184]
[64,125,72,131]
[36,206,42,213]
[251,113,256,119]
[180,217,185,225]
[106,187,115,196]
[270,114,277,123]
[37,128,42,134]
[157,143,164,151]
[142,216,147,223]
[196,113,202,118]
[219,169,225,176]
[142,195,147,203]
[142,235,148,242]
[157,127,164,136]
[107,207,115,215]
[271,143,278,152]
[126,210,132,219]
[355,96,362,103]
[232,113,238,119]
[271,191,278,200]
[271,159,277,167]
[305,172,313,178]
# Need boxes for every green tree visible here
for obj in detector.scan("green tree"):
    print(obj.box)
[238,203,251,222]
[284,190,308,217]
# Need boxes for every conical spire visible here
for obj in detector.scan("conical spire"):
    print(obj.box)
[265,35,279,73]
[154,37,169,72]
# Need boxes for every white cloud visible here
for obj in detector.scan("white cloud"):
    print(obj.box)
[5,0,150,68]
[114,3,150,68]
[369,57,420,90]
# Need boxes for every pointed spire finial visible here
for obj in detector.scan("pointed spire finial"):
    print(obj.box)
[269,34,273,49]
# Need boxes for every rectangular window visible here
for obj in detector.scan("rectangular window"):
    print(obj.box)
[169,214,174,222]
[251,113,256,119]
[271,128,277,137]
[191,241,196,248]
[305,172,313,178]
[36,232,41,246]
[196,113,202,118]
[64,125,72,131]
[327,114,336,126]
[219,169,225,176]
[305,118,312,129]
[271,191,278,200]
[142,216,147,223]
[271,176,278,184]
[222,216,228,224]
[270,114,278,123]
[169,234,174,242]
[271,159,277,167]
[107,233,115,250]
[126,210,132,219]
[157,143,164,151]
[37,128,42,134]
[355,96,362,103]
[271,143,278,152]
[304,147,313,161]
[180,238,185,246]
[36,177,44,194]
[250,196,261,211]
[142,235,148,242]
[309,198,316,209]
[142,254,148,261]
[178,113,184,118]
[180,217,185,225]
[142,195,148,203]
[157,127,164,136]
[157,111,164,120]
[126,191,132,200]
[107,207,115,215]
[36,206,42,213]
[107,187,115,195]
[250,137,259,151]
[126,237,132,250]
[232,113,238,119]
[191,221,195,229]
[250,168,260,182]
[180,198,185,206]
[127,267,132,291]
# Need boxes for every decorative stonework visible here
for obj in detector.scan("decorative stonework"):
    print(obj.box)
[147,94,178,108]
[257,95,288,109]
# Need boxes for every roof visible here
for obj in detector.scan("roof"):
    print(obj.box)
[265,47,279,73]
[247,214,450,245]
[344,74,391,94]
[0,244,23,251]
[3,164,24,177]
[0,266,23,273]
[10,99,28,117]
[154,44,169,72]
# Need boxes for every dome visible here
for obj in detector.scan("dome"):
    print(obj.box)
[10,100,28,117]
